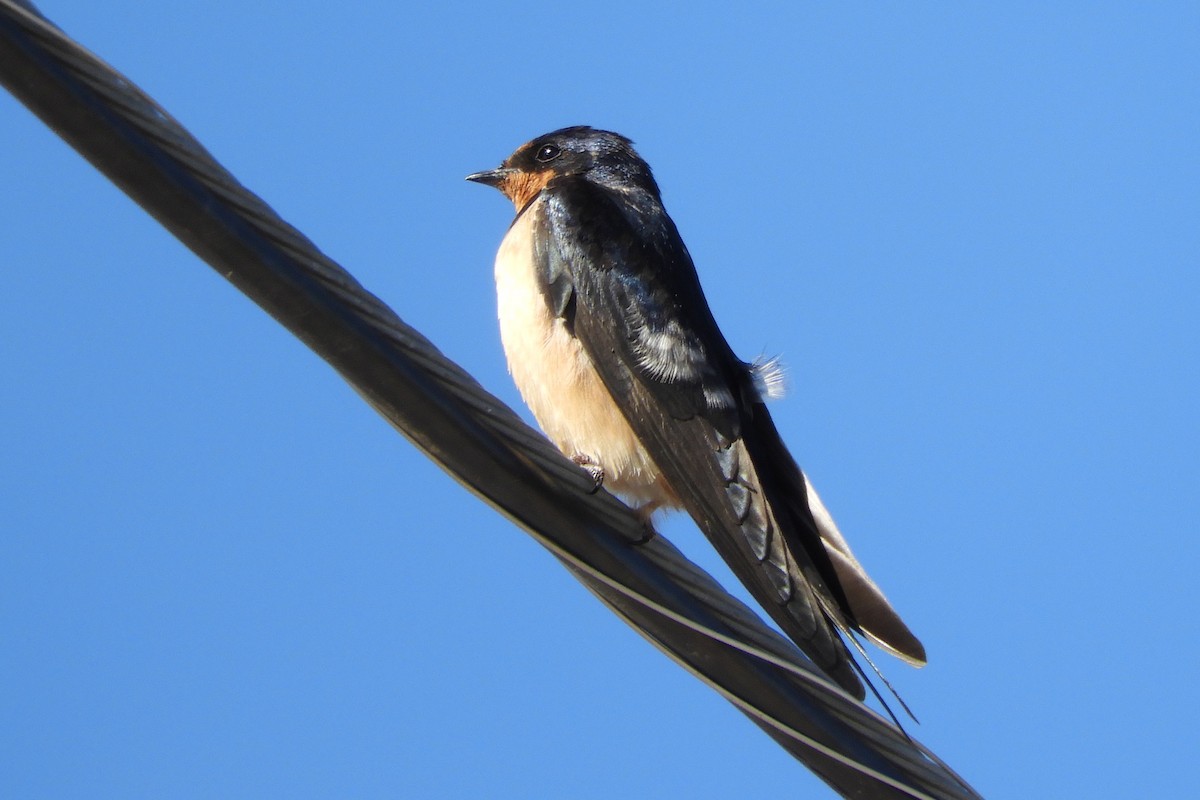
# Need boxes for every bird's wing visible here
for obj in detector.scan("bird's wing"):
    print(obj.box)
[530,177,925,696]
[742,403,927,669]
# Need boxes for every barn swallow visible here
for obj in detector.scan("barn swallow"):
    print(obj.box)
[468,126,924,698]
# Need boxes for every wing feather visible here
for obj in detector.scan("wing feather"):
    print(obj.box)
[530,177,924,695]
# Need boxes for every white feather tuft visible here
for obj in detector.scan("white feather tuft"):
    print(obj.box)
[750,354,787,401]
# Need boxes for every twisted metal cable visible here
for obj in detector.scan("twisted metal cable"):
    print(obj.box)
[0,3,979,798]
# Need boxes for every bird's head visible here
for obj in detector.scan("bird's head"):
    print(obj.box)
[467,126,659,210]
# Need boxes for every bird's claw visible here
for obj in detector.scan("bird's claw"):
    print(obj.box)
[631,503,659,546]
[572,453,605,494]
[630,521,657,546]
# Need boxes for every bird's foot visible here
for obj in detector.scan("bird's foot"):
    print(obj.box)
[571,453,605,494]
[630,502,660,546]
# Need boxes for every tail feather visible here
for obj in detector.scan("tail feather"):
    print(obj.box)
[803,476,927,666]
[744,404,927,670]
[723,437,866,698]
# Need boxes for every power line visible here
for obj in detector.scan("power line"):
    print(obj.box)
[0,3,979,797]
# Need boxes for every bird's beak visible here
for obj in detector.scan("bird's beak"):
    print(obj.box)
[465,167,515,188]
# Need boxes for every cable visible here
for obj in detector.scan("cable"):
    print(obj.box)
[0,3,980,797]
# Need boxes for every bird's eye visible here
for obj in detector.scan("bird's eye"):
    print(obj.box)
[535,143,562,163]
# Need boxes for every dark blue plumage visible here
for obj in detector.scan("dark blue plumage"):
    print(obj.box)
[469,126,924,699]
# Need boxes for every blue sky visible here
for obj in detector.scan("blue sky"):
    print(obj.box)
[2,2,1197,797]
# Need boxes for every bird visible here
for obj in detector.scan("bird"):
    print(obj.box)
[467,126,924,699]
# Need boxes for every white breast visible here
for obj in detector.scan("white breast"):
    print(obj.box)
[493,204,677,509]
